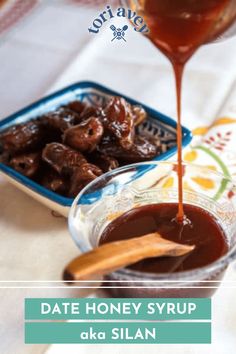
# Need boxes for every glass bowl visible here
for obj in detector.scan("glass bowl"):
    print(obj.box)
[68,161,236,298]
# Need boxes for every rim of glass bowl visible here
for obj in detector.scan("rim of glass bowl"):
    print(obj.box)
[69,161,236,282]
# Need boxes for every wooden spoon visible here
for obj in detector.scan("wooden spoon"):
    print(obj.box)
[63,232,195,282]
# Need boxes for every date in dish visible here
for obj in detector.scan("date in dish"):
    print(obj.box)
[0,82,191,216]
[0,97,161,198]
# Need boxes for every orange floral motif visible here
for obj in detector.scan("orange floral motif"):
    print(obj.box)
[184,150,198,162]
[192,126,208,136]
[191,177,215,190]
[211,117,236,127]
[205,165,217,171]
[162,177,174,188]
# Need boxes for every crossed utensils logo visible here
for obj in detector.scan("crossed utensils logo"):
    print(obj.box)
[110,24,129,42]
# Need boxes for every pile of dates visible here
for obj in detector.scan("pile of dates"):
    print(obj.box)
[0,97,161,197]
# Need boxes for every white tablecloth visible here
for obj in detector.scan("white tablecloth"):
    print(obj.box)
[0,2,236,354]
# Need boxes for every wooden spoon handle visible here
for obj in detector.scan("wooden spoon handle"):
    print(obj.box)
[63,233,194,282]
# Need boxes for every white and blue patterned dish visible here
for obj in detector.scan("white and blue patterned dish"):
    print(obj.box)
[0,81,192,216]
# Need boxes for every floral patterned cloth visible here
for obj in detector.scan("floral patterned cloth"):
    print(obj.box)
[181,82,236,201]
[132,82,236,205]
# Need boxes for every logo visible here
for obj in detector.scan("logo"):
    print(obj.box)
[88,5,149,42]
[110,25,128,42]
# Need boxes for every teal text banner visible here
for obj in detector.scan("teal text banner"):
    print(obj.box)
[25,298,211,320]
[25,322,211,344]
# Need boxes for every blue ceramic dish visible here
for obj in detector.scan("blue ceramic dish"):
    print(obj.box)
[0,81,192,216]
